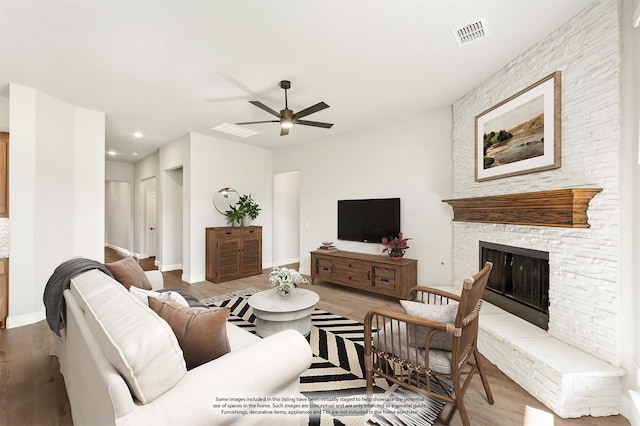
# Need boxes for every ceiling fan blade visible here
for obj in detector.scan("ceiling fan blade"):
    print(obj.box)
[280,126,290,136]
[292,102,329,119]
[249,100,281,118]
[235,120,279,125]
[295,119,334,129]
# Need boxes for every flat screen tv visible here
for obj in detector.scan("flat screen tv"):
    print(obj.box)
[337,198,400,243]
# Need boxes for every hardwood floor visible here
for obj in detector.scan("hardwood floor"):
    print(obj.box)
[0,249,630,426]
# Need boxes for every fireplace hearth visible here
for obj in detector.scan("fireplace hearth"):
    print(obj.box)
[480,242,549,330]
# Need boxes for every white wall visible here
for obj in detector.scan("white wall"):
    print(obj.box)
[274,170,300,266]
[105,161,135,254]
[8,84,104,328]
[189,132,273,282]
[158,135,189,272]
[0,96,8,131]
[622,0,640,421]
[163,167,184,270]
[106,160,134,182]
[105,181,131,253]
[273,107,454,285]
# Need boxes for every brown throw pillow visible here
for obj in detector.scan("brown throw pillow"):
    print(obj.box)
[148,298,231,370]
[105,257,152,290]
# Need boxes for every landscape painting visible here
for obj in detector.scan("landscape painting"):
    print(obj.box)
[475,71,561,182]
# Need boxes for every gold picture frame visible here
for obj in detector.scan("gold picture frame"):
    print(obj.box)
[475,71,561,182]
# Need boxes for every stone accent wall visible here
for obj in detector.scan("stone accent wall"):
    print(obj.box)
[451,0,622,366]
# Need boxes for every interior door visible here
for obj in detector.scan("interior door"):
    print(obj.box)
[146,191,157,257]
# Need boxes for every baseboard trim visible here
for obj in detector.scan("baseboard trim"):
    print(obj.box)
[273,257,300,267]
[105,244,130,256]
[7,308,45,329]
[182,273,205,284]
[159,263,182,272]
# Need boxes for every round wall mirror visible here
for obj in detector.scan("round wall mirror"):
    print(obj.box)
[213,187,240,214]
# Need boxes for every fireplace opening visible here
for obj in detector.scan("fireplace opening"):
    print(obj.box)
[480,241,549,330]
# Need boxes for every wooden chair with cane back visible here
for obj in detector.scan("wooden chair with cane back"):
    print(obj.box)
[363,262,495,426]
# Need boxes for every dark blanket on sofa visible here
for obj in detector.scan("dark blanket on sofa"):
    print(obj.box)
[43,258,114,337]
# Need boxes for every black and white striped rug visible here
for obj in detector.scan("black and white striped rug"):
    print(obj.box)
[203,289,450,426]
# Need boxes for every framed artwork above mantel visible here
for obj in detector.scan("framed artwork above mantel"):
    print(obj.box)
[475,71,561,182]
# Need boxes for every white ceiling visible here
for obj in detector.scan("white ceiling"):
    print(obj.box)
[0,0,593,163]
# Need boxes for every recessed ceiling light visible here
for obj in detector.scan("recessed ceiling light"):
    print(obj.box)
[133,132,143,138]
[212,123,260,138]
[132,152,138,156]
[107,150,116,156]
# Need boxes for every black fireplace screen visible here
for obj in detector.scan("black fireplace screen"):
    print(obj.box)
[480,241,550,330]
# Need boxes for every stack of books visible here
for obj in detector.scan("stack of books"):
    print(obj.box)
[318,241,337,251]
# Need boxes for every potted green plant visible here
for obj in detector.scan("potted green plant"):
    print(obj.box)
[237,194,261,226]
[224,205,245,227]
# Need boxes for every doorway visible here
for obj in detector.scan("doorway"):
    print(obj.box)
[143,177,157,258]
[105,180,132,255]
[162,167,183,271]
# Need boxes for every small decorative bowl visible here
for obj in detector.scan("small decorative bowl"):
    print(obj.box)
[321,241,333,246]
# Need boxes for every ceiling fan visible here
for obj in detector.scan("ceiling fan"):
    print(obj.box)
[236,80,334,136]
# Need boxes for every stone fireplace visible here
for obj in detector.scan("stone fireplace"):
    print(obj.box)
[447,0,627,417]
[443,189,624,417]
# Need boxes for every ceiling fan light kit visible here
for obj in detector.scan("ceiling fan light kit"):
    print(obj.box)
[236,80,334,136]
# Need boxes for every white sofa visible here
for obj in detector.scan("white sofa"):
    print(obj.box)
[51,268,313,425]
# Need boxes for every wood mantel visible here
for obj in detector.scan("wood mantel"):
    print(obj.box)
[442,188,602,228]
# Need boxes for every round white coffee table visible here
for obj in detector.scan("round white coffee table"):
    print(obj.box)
[248,288,319,337]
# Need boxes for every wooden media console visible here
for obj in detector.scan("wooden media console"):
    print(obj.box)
[310,250,417,298]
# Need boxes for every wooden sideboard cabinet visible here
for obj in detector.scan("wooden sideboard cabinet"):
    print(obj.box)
[206,226,262,283]
[310,250,418,298]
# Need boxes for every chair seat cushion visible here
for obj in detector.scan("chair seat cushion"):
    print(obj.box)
[373,321,452,374]
[399,300,458,350]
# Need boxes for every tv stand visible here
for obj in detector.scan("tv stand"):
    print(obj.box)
[310,250,417,298]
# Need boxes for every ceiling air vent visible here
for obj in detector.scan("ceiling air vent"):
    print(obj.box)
[212,122,259,138]
[453,18,489,46]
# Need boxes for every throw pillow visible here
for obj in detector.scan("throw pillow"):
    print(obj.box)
[399,300,459,351]
[148,298,231,370]
[129,287,190,307]
[105,257,152,290]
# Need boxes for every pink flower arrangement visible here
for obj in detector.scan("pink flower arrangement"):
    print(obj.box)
[381,232,411,253]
